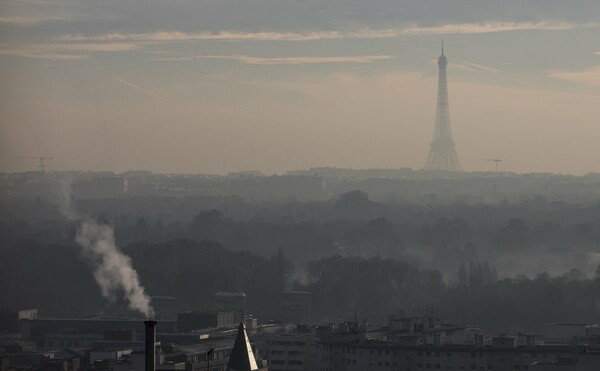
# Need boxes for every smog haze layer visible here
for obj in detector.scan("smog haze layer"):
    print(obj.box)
[1,0,600,174]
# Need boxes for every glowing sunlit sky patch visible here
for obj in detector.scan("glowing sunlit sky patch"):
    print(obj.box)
[1,0,599,174]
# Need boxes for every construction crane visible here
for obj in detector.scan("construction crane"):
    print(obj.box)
[486,158,502,172]
[37,157,53,173]
[20,156,53,174]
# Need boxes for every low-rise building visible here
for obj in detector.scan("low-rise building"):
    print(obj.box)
[312,315,600,371]
[0,309,37,334]
[263,333,311,371]
[213,292,247,323]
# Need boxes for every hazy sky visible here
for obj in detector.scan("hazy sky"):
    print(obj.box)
[1,0,599,174]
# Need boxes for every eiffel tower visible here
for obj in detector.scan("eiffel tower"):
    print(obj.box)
[425,42,462,171]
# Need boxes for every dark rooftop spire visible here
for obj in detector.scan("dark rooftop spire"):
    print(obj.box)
[226,322,258,371]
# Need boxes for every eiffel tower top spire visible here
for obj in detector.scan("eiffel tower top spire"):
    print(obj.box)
[441,40,444,56]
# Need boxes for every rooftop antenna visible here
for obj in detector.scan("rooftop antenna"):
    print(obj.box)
[486,158,502,172]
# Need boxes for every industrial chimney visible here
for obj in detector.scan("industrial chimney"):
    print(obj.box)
[144,320,157,371]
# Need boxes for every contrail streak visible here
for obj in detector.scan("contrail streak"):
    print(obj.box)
[94,66,170,102]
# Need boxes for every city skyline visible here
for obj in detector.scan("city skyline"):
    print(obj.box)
[3,4,600,370]
[1,1,600,175]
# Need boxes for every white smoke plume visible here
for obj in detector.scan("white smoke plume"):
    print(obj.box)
[56,179,153,317]
[75,219,154,318]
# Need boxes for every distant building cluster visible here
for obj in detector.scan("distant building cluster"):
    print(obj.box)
[0,171,324,201]
[2,300,600,371]
[311,314,600,371]
[3,169,600,204]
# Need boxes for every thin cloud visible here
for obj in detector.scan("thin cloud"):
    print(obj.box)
[0,43,137,60]
[0,15,65,25]
[3,21,589,63]
[548,65,600,87]
[51,43,137,52]
[62,21,582,44]
[194,55,394,65]
[402,21,575,35]
[63,31,345,43]
[0,48,88,60]
[155,56,195,61]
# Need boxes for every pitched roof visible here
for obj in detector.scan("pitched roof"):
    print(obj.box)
[226,322,258,371]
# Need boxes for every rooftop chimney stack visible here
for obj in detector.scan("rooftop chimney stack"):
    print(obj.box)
[144,320,157,371]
